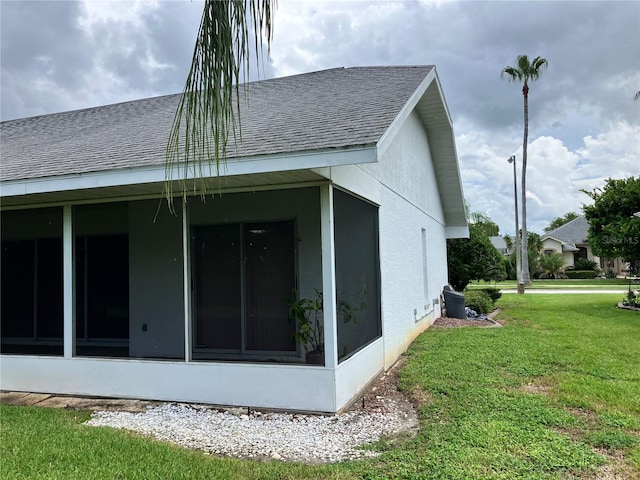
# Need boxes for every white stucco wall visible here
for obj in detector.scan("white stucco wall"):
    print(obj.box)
[334,338,384,410]
[377,189,446,366]
[542,238,562,254]
[374,111,447,367]
[542,238,601,270]
[361,112,445,222]
[542,238,573,267]
[584,245,599,263]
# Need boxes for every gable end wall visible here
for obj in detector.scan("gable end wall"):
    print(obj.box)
[374,111,448,367]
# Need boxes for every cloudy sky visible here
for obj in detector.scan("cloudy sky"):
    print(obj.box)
[1,0,638,235]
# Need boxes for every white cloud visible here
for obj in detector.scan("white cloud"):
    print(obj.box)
[78,0,157,31]
[0,0,202,119]
[462,124,639,237]
[577,122,640,181]
[1,0,638,237]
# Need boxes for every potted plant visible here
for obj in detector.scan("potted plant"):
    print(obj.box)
[287,289,324,365]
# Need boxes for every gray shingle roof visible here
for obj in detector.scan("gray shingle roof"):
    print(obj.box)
[0,66,434,182]
[542,216,590,245]
[489,235,508,252]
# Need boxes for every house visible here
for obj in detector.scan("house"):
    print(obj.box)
[541,216,627,276]
[0,66,468,413]
[490,236,509,255]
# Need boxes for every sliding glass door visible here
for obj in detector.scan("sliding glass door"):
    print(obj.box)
[193,221,296,359]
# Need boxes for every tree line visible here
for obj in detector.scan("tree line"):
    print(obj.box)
[448,176,640,290]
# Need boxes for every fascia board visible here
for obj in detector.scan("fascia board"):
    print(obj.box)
[427,74,467,232]
[445,226,470,239]
[0,146,377,198]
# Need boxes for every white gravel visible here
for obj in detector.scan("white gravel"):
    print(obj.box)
[85,400,417,463]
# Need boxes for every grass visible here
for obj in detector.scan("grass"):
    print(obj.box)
[0,406,350,480]
[467,278,636,290]
[2,294,639,479]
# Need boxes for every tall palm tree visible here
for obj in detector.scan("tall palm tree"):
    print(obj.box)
[501,55,548,287]
[165,0,276,210]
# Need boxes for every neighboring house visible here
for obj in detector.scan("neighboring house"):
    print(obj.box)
[0,66,468,413]
[540,216,627,276]
[490,236,509,255]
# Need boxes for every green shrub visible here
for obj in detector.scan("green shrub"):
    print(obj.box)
[476,287,502,302]
[463,290,494,314]
[573,258,599,271]
[539,252,565,278]
[565,269,597,279]
[623,290,640,308]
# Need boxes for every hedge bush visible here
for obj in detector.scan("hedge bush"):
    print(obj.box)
[565,269,597,279]
[475,287,502,302]
[463,290,494,314]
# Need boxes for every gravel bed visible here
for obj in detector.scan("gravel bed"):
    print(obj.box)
[82,313,498,463]
[85,367,418,464]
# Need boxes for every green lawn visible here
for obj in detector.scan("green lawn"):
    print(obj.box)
[2,294,639,479]
[467,278,636,290]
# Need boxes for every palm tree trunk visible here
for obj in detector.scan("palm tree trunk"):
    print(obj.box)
[521,83,531,286]
[511,158,523,294]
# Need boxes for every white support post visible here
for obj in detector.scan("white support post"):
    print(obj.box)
[63,205,74,358]
[320,184,338,369]
[182,199,192,362]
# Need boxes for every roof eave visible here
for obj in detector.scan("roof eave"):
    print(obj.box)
[542,235,564,244]
[446,226,470,239]
[0,146,377,204]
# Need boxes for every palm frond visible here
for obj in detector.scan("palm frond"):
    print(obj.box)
[501,66,522,82]
[516,54,531,72]
[529,56,548,81]
[502,54,548,87]
[165,0,276,212]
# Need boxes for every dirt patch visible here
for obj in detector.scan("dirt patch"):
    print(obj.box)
[0,391,161,413]
[346,357,415,415]
[555,408,640,479]
[0,391,52,406]
[409,385,434,405]
[583,448,638,480]
[431,309,503,329]
[521,379,555,396]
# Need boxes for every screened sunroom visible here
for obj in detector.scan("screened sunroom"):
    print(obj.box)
[1,185,384,412]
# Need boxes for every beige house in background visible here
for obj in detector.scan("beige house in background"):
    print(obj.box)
[541,216,628,276]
